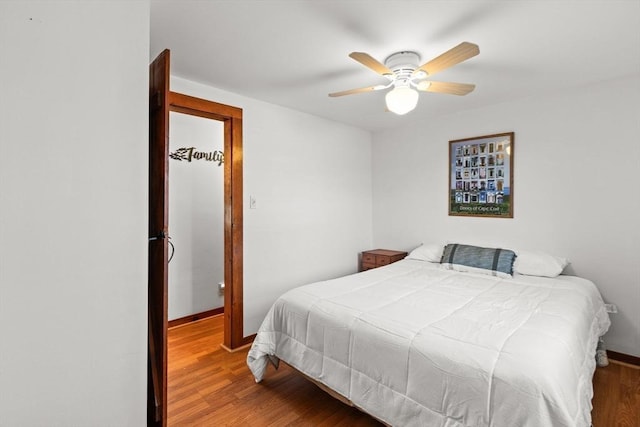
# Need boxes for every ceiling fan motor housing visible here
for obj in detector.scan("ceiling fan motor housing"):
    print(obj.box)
[384,51,421,83]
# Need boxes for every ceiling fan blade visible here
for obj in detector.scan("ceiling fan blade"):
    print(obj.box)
[349,52,393,76]
[417,42,479,77]
[417,81,476,96]
[328,85,386,97]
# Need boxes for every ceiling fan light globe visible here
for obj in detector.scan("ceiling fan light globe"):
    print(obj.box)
[385,86,419,115]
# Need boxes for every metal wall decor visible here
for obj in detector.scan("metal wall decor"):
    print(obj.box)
[170,147,224,166]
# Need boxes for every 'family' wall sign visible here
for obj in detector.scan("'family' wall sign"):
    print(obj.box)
[170,147,224,166]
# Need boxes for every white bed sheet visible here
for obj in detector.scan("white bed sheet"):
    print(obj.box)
[247,259,610,427]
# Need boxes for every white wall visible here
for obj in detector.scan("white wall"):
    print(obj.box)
[372,75,640,357]
[169,112,225,320]
[170,76,374,336]
[0,2,149,426]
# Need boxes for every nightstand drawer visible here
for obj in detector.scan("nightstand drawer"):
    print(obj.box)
[376,256,392,266]
[361,262,376,270]
[362,253,376,264]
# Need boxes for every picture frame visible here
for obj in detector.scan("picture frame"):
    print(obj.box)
[449,132,514,218]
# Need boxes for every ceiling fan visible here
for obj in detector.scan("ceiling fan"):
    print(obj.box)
[329,42,479,115]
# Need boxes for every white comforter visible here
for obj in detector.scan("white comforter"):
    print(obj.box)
[247,259,610,427]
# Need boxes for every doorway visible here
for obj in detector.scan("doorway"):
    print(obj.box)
[148,48,245,427]
[168,112,225,323]
[169,91,245,351]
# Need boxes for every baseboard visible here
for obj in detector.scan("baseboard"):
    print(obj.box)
[220,334,256,353]
[607,350,640,367]
[220,341,253,353]
[168,307,224,328]
[242,333,256,347]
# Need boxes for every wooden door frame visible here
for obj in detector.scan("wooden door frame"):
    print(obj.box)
[168,91,245,350]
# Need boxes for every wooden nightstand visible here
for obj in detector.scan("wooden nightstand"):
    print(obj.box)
[361,249,408,271]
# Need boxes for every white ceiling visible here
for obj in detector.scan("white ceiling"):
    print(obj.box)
[150,0,640,132]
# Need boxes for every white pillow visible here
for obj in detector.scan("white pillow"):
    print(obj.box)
[406,243,444,263]
[513,250,569,277]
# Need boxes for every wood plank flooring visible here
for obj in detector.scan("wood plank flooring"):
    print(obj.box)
[168,315,640,426]
[592,359,640,427]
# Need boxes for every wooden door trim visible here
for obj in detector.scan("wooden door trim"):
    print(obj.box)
[168,91,245,350]
[169,91,242,120]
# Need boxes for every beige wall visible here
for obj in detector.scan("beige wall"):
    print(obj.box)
[0,1,150,425]
[372,75,640,357]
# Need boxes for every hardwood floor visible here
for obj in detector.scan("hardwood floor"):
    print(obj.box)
[592,360,640,427]
[168,315,640,426]
[168,315,379,426]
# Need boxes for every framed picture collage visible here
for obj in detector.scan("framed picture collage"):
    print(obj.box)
[449,132,514,218]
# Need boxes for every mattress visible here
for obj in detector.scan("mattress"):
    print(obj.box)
[247,259,610,426]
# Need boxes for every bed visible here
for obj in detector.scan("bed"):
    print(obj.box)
[247,244,611,427]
